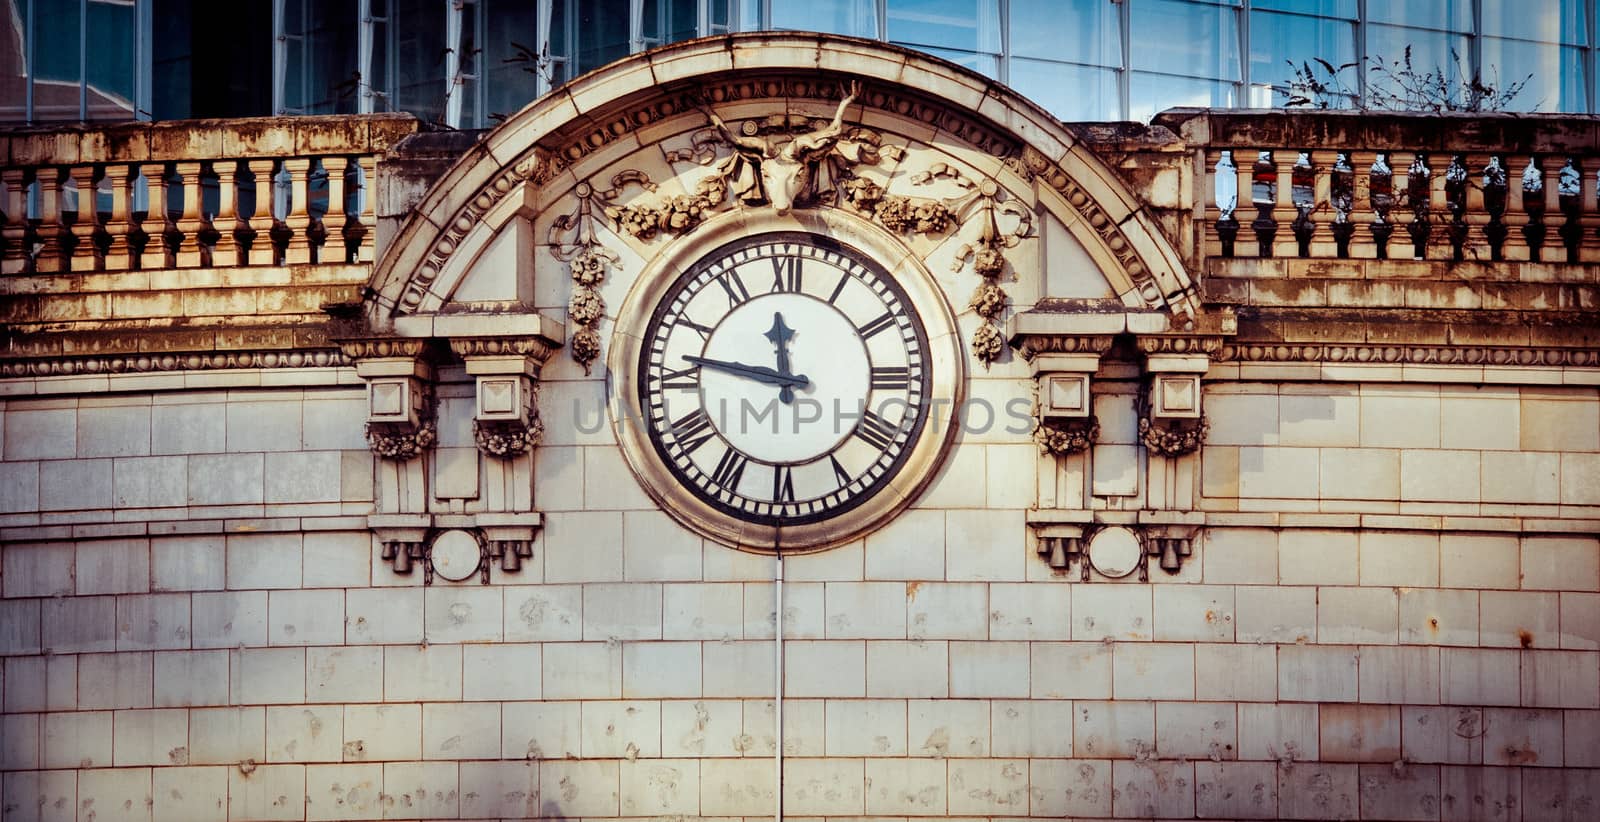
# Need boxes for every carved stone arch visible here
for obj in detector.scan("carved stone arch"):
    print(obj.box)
[366,33,1199,327]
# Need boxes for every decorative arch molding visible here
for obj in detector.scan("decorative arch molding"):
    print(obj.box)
[366,33,1199,329]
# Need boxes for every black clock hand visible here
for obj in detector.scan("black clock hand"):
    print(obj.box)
[764,312,799,404]
[683,355,810,389]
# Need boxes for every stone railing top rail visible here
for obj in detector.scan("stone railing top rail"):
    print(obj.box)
[1153,108,1600,154]
[0,113,421,166]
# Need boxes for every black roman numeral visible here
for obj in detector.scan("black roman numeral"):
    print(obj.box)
[718,272,751,307]
[678,316,714,340]
[829,454,852,487]
[657,365,700,391]
[858,312,896,339]
[827,273,850,304]
[770,256,803,293]
[711,449,748,489]
[853,409,901,450]
[670,408,716,453]
[773,465,796,503]
[869,366,911,390]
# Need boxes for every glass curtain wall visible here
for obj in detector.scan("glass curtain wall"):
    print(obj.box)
[3,0,144,123]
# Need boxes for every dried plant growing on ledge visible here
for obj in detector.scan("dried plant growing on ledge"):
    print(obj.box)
[1285,47,1532,113]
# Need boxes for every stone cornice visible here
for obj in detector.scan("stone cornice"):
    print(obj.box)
[1218,342,1600,368]
[0,348,349,378]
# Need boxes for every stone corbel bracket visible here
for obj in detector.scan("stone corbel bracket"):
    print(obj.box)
[1021,334,1114,457]
[338,338,439,461]
[370,512,542,585]
[1136,335,1226,458]
[449,336,558,459]
[1030,510,1204,581]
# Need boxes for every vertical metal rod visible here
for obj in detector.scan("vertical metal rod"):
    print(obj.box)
[358,0,373,113]
[773,540,784,822]
[25,0,34,122]
[78,0,87,120]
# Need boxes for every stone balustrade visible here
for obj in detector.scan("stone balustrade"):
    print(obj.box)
[0,114,418,275]
[1153,109,1600,265]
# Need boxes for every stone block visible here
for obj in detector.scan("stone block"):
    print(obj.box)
[187,453,265,505]
[3,541,75,597]
[1320,703,1400,762]
[660,699,743,758]
[225,399,303,452]
[76,404,152,459]
[41,710,112,769]
[379,760,459,818]
[422,586,503,643]
[1522,768,1600,822]
[1238,446,1320,498]
[154,649,229,708]
[187,706,266,765]
[304,762,383,821]
[580,700,661,759]
[1440,533,1520,590]
[1236,585,1315,643]
[422,701,501,760]
[0,460,39,514]
[622,641,702,698]
[1110,760,1195,819]
[823,699,908,756]
[1071,583,1152,641]
[1238,703,1319,762]
[113,455,187,508]
[1317,586,1399,644]
[39,458,113,512]
[1481,590,1560,648]
[1113,643,1194,700]
[945,758,1029,815]
[1360,387,1441,448]
[786,640,866,697]
[945,509,1026,580]
[1319,447,1399,500]
[700,640,775,697]
[5,406,77,460]
[1030,641,1112,699]
[622,509,703,580]
[743,697,823,757]
[151,535,225,591]
[233,647,305,705]
[1564,452,1600,505]
[1560,592,1600,649]
[382,644,461,701]
[1276,529,1358,587]
[503,584,582,642]
[77,767,154,822]
[458,760,540,819]
[1520,391,1600,451]
[1279,390,1361,447]
[582,582,662,640]
[864,757,947,814]
[864,508,946,581]
[151,401,226,455]
[153,765,228,820]
[698,758,775,816]
[1521,649,1600,708]
[42,595,117,653]
[268,589,345,646]
[1359,530,1440,587]
[990,699,1073,758]
[225,532,302,589]
[264,450,342,504]
[1278,761,1358,820]
[1402,448,1482,502]
[1400,588,1479,646]
[950,640,1029,698]
[341,704,420,761]
[299,531,369,589]
[0,713,38,770]
[1201,527,1279,584]
[1358,645,1441,704]
[1440,765,1521,822]
[1074,700,1154,759]
[1278,644,1358,702]
[75,539,149,595]
[1481,451,1561,503]
[988,582,1070,640]
[1195,642,1277,702]
[1194,760,1277,819]
[826,581,908,639]
[543,642,623,700]
[1156,701,1237,760]
[619,758,700,816]
[1402,705,1484,764]
[663,581,743,640]
[306,646,382,704]
[744,580,823,640]
[345,587,423,645]
[1440,648,1522,706]
[907,581,987,640]
[79,651,152,709]
[458,643,540,701]
[1153,584,1235,642]
[908,698,989,758]
[265,704,343,763]
[1522,536,1599,591]
[1485,707,1565,766]
[188,590,266,650]
[1440,387,1519,451]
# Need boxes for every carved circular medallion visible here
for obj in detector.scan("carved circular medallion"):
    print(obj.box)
[1087,526,1143,578]
[430,530,482,582]
[610,210,963,553]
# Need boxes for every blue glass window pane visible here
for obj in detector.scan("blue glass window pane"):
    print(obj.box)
[1010,0,1120,67]
[1367,0,1472,32]
[85,0,135,120]
[32,0,81,121]
[1010,59,1120,121]
[484,2,541,122]
[1365,24,1472,104]
[893,45,998,78]
[887,0,1000,54]
[1250,9,1356,94]
[772,0,878,38]
[1253,0,1355,18]
[394,0,447,123]
[1130,72,1236,122]
[1479,38,1587,112]
[1130,0,1240,82]
[576,0,630,75]
[1482,0,1588,45]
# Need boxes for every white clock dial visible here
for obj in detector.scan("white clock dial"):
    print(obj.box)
[639,233,931,525]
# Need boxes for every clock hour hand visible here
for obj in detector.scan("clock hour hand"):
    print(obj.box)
[764,312,799,404]
[683,355,810,390]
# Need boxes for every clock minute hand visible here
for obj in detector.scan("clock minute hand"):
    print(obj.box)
[684,355,810,389]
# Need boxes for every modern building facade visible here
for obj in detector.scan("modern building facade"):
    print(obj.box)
[3,17,1600,822]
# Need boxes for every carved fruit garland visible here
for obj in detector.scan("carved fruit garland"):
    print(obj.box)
[548,181,621,373]
[1035,416,1100,456]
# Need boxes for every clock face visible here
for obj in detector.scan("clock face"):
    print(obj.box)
[639,232,931,525]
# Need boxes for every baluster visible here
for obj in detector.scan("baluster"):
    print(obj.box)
[211,160,242,267]
[101,164,133,270]
[1404,153,1432,260]
[1289,151,1316,258]
[34,168,67,273]
[1557,158,1582,263]
[1368,153,1394,260]
[1,168,28,273]
[65,166,99,271]
[354,155,377,262]
[1330,152,1355,258]
[172,161,204,267]
[1444,154,1469,261]
[1272,149,1298,258]
[138,162,173,270]
[1482,155,1509,261]
[321,157,350,264]
[282,157,314,264]
[245,159,277,265]
[1519,157,1546,262]
[1250,150,1277,257]
[1213,150,1239,258]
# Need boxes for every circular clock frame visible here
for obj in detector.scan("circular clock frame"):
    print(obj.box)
[608,209,964,553]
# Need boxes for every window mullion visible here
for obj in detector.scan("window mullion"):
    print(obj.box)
[1355,0,1368,106]
[445,0,463,128]
[358,0,373,114]
[1119,0,1131,120]
[78,0,87,120]
[1238,0,1250,106]
[272,0,287,114]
